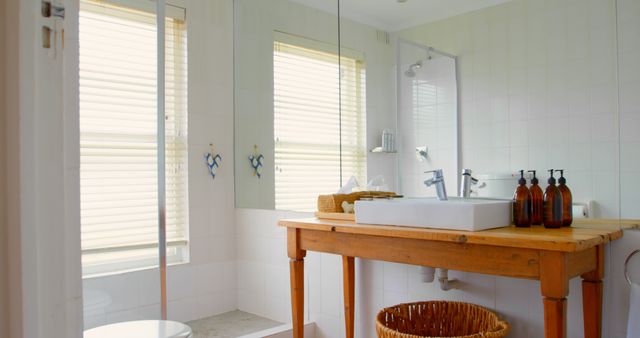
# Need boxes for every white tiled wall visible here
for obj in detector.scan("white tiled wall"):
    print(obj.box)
[237,213,640,338]
[236,209,315,324]
[618,0,640,220]
[80,0,640,335]
[82,0,238,329]
[398,0,622,218]
[237,1,640,338]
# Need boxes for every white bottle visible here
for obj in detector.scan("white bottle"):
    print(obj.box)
[382,129,393,152]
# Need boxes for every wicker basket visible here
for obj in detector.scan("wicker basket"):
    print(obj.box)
[376,301,509,338]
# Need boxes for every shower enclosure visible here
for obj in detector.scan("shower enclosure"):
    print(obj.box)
[396,39,460,198]
[80,0,185,331]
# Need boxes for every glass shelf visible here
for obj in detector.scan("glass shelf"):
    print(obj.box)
[370,147,397,153]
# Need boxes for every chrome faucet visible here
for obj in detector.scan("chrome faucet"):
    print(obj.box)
[424,169,448,201]
[460,169,478,198]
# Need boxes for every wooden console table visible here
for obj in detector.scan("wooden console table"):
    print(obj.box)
[279,217,623,338]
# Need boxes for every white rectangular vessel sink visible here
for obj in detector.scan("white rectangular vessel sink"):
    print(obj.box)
[354,197,512,231]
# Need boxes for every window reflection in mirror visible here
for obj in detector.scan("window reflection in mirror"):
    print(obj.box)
[233,0,341,210]
[273,35,366,211]
[235,0,629,231]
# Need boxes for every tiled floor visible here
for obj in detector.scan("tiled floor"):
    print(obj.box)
[188,311,283,338]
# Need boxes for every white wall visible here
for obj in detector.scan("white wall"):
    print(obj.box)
[236,209,314,324]
[8,0,638,336]
[337,16,397,190]
[2,0,22,336]
[81,0,238,329]
[233,0,401,327]
[234,0,398,210]
[238,208,640,338]
[618,0,640,219]
[237,1,640,338]
[10,0,85,336]
[234,0,340,210]
[399,0,621,218]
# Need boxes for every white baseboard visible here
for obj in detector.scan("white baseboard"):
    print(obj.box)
[236,322,316,338]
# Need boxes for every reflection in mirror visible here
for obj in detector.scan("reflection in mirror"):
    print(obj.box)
[235,0,626,229]
[337,0,623,229]
[617,0,640,226]
[396,39,459,198]
[234,0,341,211]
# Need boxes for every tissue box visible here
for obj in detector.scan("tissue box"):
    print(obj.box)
[317,191,396,213]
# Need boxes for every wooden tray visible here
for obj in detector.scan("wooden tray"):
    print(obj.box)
[314,212,355,221]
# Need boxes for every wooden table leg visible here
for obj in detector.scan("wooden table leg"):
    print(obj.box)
[543,298,568,338]
[289,229,307,338]
[540,251,569,338]
[582,245,604,338]
[342,256,355,338]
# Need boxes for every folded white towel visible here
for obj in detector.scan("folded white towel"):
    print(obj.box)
[628,283,640,338]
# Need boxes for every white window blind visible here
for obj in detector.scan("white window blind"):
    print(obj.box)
[274,37,366,212]
[339,51,367,192]
[79,0,188,276]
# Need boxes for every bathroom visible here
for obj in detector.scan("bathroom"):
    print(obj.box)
[1,0,640,337]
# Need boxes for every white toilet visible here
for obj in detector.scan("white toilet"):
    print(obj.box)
[84,320,192,338]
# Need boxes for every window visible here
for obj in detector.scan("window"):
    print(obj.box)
[79,0,188,276]
[274,34,366,211]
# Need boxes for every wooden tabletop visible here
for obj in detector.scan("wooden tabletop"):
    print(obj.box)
[278,218,624,252]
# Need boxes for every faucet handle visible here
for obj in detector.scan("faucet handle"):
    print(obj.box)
[424,169,444,177]
[461,169,478,184]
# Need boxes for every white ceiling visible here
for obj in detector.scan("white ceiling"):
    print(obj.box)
[291,0,512,32]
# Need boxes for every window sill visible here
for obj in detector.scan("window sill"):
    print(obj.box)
[82,260,190,280]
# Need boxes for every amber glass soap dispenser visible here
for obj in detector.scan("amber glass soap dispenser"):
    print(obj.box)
[528,170,544,225]
[513,170,532,227]
[556,169,573,227]
[543,169,563,228]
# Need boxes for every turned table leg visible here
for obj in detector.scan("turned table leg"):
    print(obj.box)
[540,251,569,338]
[288,229,306,338]
[342,256,355,338]
[582,245,604,338]
[543,298,568,338]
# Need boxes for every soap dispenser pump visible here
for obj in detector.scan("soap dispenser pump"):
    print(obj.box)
[543,169,563,228]
[528,170,544,225]
[513,170,532,227]
[556,169,573,227]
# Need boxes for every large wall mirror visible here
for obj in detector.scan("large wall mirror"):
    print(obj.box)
[235,0,628,230]
[233,0,341,210]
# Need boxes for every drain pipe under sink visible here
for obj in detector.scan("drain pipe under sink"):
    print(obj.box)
[419,266,435,283]
[420,267,458,291]
[438,268,458,291]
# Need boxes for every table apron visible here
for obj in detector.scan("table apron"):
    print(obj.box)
[298,229,541,279]
[296,229,600,280]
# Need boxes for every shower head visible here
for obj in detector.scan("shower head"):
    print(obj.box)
[404,60,422,78]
